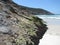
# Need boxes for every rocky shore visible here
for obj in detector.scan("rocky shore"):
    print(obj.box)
[0,0,48,45]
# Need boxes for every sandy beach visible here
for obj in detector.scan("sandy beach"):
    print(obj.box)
[37,15,60,45]
[46,25,60,35]
[39,24,60,45]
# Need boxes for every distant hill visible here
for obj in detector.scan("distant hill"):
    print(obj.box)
[19,5,54,15]
[11,0,54,15]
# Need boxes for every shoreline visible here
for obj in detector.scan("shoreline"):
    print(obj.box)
[37,15,60,45]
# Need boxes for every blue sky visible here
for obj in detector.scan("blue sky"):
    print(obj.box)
[13,0,60,14]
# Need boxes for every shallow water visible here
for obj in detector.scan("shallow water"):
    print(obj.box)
[36,15,60,45]
[36,15,60,25]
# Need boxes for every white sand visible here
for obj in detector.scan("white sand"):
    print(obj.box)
[46,25,60,35]
[39,25,60,45]
[39,34,60,45]
[36,15,60,45]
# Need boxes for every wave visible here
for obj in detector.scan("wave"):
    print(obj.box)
[39,17,60,20]
[36,15,60,20]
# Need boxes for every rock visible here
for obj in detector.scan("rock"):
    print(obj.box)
[0,0,48,45]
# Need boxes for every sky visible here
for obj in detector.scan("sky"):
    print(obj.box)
[13,0,60,14]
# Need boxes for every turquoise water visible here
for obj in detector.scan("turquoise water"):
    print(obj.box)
[36,15,60,25]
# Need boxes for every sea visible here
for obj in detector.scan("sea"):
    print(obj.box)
[36,15,60,45]
[37,15,60,25]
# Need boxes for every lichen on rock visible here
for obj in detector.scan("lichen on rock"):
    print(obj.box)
[0,0,48,45]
